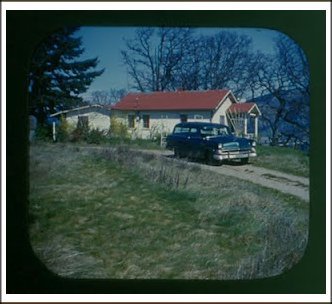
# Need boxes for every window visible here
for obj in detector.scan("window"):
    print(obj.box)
[128,114,135,128]
[194,114,204,120]
[220,115,225,125]
[77,115,89,129]
[143,115,150,128]
[161,114,168,119]
[180,114,188,122]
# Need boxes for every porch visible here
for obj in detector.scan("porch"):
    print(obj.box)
[226,102,261,139]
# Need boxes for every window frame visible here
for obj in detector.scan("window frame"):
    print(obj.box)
[220,115,226,125]
[128,114,135,128]
[77,115,89,129]
[194,114,204,120]
[142,114,150,129]
[180,114,188,123]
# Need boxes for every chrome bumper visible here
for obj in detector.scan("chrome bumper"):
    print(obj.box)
[213,149,257,161]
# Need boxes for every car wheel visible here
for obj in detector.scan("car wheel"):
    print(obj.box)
[206,151,221,166]
[240,157,249,165]
[174,148,183,158]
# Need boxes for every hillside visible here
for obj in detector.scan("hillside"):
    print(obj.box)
[28,143,309,280]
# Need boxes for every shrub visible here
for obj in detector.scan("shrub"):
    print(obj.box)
[69,116,90,142]
[57,116,74,142]
[35,125,52,141]
[109,117,129,139]
[86,128,108,144]
[69,128,84,142]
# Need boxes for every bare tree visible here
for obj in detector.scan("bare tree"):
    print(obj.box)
[121,27,192,92]
[198,32,255,97]
[122,28,258,96]
[173,37,204,91]
[253,33,309,146]
[91,90,110,104]
[109,88,127,104]
[91,88,127,105]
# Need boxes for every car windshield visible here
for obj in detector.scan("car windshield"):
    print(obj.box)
[200,126,230,136]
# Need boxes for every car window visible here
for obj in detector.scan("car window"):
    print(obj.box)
[218,127,229,135]
[174,126,190,134]
[190,128,198,133]
[200,126,230,136]
[201,127,216,136]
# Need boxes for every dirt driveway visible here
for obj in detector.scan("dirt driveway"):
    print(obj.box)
[142,149,310,202]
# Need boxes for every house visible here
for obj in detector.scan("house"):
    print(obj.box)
[111,89,261,139]
[50,104,112,131]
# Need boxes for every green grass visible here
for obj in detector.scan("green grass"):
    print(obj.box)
[251,145,309,177]
[29,143,309,279]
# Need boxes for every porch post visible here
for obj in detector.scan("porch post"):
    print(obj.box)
[244,115,248,136]
[52,121,56,142]
[254,115,258,139]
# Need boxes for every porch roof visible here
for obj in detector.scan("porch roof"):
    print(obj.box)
[228,102,261,115]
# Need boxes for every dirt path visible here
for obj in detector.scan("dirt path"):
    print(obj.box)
[140,149,310,202]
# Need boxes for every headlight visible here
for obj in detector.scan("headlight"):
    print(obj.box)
[251,141,256,147]
[218,143,223,149]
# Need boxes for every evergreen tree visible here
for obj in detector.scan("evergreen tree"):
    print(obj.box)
[28,27,104,124]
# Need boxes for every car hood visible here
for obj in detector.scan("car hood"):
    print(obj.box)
[207,135,252,149]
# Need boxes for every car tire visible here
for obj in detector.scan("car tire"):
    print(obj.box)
[206,151,221,166]
[174,148,183,158]
[240,158,249,165]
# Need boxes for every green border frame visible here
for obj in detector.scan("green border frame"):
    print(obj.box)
[6,10,326,294]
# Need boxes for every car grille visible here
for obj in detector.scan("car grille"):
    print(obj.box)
[222,142,239,151]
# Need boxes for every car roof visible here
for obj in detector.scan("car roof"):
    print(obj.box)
[175,122,227,128]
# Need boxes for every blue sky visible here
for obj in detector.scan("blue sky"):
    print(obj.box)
[76,26,280,100]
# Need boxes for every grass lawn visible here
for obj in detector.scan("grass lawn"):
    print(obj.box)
[251,145,309,177]
[29,143,309,279]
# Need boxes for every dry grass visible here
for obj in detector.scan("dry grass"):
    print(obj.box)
[29,143,309,280]
[251,146,309,177]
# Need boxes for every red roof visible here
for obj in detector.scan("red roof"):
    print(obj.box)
[228,102,257,114]
[112,90,231,111]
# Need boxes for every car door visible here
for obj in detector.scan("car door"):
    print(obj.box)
[172,126,190,156]
[187,127,206,159]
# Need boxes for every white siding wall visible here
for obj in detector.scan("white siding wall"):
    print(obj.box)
[112,110,212,139]
[111,110,135,126]
[112,93,238,139]
[66,111,111,131]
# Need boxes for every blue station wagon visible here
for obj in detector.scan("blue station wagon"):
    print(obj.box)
[166,122,257,165]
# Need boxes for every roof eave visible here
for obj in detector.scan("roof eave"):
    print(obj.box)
[50,104,109,117]
[112,107,215,111]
